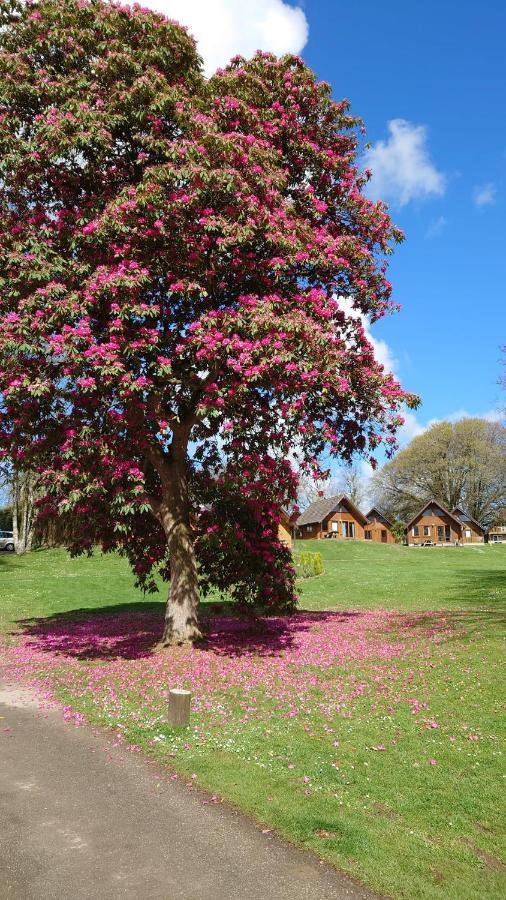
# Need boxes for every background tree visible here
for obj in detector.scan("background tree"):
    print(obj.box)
[372,418,506,526]
[500,346,505,409]
[296,471,336,511]
[0,0,416,644]
[10,467,36,553]
[0,460,35,551]
[296,461,367,510]
[390,520,406,544]
[0,505,12,532]
[334,463,366,508]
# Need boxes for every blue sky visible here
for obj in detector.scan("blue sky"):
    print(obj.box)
[153,0,505,443]
[302,0,506,439]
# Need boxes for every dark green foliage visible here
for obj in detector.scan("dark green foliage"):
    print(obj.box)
[0,506,12,531]
[391,520,406,543]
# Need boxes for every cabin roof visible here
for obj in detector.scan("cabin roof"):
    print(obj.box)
[451,506,485,532]
[365,507,394,527]
[297,494,368,527]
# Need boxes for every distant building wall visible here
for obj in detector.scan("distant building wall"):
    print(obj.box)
[407,505,460,545]
[278,517,292,549]
[364,514,395,544]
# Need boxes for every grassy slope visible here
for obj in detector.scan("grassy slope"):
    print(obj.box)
[0,543,505,900]
[1,540,504,629]
[0,549,157,633]
[296,539,506,612]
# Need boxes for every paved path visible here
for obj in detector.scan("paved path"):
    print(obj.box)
[0,678,379,900]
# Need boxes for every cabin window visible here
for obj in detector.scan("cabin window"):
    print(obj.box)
[465,529,471,538]
[365,530,372,540]
[412,526,419,537]
[331,521,338,532]
[381,530,387,543]
[423,526,430,536]
[342,521,355,538]
[306,525,312,533]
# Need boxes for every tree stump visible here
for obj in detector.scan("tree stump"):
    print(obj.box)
[168,688,191,727]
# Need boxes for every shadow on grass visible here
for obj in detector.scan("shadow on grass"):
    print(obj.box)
[446,569,506,604]
[13,602,361,662]
[0,552,24,570]
[442,569,506,637]
[11,566,505,662]
[393,568,506,642]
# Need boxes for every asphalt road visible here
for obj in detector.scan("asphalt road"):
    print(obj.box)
[0,678,379,900]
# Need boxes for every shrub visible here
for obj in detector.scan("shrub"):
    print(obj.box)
[293,551,324,579]
[391,521,407,544]
[0,506,12,531]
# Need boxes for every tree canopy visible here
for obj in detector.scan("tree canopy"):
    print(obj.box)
[0,0,416,643]
[372,418,506,526]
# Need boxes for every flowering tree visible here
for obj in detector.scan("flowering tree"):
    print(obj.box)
[0,0,417,644]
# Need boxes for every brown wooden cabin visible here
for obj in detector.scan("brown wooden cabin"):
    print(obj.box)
[278,508,293,549]
[487,524,506,543]
[405,499,480,546]
[364,507,395,544]
[296,494,367,540]
[451,506,486,543]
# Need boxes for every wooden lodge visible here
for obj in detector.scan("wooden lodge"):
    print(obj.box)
[405,500,485,546]
[487,524,506,543]
[278,509,293,549]
[295,494,367,540]
[364,507,395,544]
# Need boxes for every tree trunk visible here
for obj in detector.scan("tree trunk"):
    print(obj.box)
[12,471,19,552]
[23,474,35,551]
[12,469,35,554]
[159,520,202,646]
[158,460,202,647]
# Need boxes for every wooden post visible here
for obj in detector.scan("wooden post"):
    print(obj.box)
[168,688,191,727]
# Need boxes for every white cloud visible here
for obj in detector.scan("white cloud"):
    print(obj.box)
[394,407,505,452]
[397,409,425,445]
[426,215,447,238]
[336,296,398,375]
[473,183,496,207]
[138,0,309,76]
[363,119,446,207]
[427,407,504,427]
[368,333,398,374]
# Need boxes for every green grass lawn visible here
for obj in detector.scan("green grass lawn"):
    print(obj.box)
[296,539,506,612]
[1,542,505,900]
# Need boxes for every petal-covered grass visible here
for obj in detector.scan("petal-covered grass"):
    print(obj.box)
[1,544,505,899]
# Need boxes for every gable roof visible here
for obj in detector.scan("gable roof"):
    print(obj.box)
[297,494,368,527]
[405,499,462,530]
[451,506,485,532]
[365,507,394,528]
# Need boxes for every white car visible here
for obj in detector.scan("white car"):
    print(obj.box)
[0,530,14,551]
